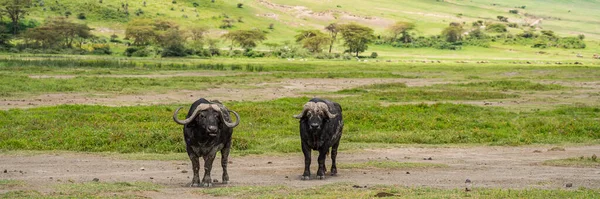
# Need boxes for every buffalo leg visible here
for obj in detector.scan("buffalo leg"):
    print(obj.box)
[301,142,311,180]
[221,141,231,184]
[201,152,216,187]
[316,149,327,180]
[189,154,201,187]
[330,141,339,176]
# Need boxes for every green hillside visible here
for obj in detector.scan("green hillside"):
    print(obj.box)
[15,0,600,59]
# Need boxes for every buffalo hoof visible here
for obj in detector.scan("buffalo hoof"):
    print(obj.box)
[222,180,229,184]
[201,182,213,187]
[316,175,325,180]
[301,176,310,180]
[330,172,337,176]
[190,183,201,187]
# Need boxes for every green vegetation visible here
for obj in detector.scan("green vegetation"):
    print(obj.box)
[0,0,597,59]
[199,183,600,199]
[543,155,600,168]
[338,161,448,169]
[56,181,161,195]
[0,179,25,189]
[0,181,160,199]
[2,97,599,153]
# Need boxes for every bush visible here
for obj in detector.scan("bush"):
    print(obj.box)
[237,3,243,8]
[161,45,188,57]
[77,13,86,20]
[342,53,353,60]
[125,47,155,57]
[110,34,119,42]
[486,23,507,32]
[91,44,112,55]
[230,49,243,57]
[370,52,378,58]
[509,9,518,14]
[193,2,199,7]
[135,9,144,16]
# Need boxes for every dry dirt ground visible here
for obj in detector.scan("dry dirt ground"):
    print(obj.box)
[1,145,599,198]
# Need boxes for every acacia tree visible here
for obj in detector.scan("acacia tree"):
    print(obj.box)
[324,23,340,53]
[125,19,156,45]
[295,30,330,53]
[156,28,188,56]
[221,29,266,51]
[24,17,92,48]
[188,26,209,50]
[339,23,375,57]
[387,21,415,43]
[0,0,32,34]
[441,23,464,42]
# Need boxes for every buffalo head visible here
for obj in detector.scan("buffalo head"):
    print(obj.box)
[173,104,240,136]
[293,102,336,130]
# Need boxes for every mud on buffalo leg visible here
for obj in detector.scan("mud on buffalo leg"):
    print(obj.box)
[316,149,327,180]
[189,154,201,187]
[201,152,217,187]
[330,141,339,176]
[221,141,231,184]
[301,142,311,180]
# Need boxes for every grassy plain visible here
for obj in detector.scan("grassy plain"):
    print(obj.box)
[1,57,599,154]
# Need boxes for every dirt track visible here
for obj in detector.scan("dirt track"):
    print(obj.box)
[2,145,599,198]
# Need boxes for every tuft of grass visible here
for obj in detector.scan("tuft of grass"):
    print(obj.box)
[198,182,600,199]
[548,147,566,151]
[543,156,600,168]
[338,161,448,169]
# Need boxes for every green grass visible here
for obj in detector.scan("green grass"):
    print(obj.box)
[450,80,566,91]
[0,74,263,97]
[338,161,448,169]
[0,179,25,189]
[56,181,161,195]
[0,182,159,199]
[199,182,600,199]
[1,98,599,153]
[543,156,600,168]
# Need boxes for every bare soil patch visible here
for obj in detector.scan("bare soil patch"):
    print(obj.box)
[1,145,599,198]
[0,78,439,110]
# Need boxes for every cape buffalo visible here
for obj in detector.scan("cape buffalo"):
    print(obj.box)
[293,98,343,180]
[173,98,240,187]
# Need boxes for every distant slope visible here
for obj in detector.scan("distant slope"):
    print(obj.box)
[27,0,600,41]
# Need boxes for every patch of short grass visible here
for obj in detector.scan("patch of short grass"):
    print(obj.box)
[338,161,448,169]
[56,181,161,195]
[543,155,600,168]
[0,179,25,189]
[451,80,566,91]
[200,185,291,198]
[336,81,520,101]
[199,183,600,199]
[0,182,157,199]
